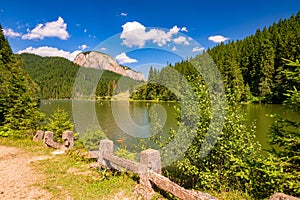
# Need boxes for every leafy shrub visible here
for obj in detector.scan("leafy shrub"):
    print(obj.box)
[115,145,136,161]
[79,128,106,151]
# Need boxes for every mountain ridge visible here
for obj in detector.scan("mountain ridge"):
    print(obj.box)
[74,51,145,81]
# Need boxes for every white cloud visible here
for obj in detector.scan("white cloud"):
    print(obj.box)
[84,29,87,33]
[173,36,190,45]
[208,35,229,43]
[17,46,81,61]
[172,46,178,51]
[22,17,70,40]
[100,47,107,51]
[181,27,188,32]
[79,44,88,50]
[192,46,205,52]
[121,12,128,16]
[169,25,180,34]
[120,21,147,47]
[3,28,21,38]
[115,52,138,64]
[120,21,185,47]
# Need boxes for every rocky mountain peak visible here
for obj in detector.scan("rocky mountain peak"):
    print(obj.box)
[74,51,145,81]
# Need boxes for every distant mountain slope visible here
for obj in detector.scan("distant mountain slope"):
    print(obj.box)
[19,53,140,99]
[74,51,145,81]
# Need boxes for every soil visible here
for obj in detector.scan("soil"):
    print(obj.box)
[0,145,52,200]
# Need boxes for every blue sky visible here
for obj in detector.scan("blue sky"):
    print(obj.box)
[1,0,300,75]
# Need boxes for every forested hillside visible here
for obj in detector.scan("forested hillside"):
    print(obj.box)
[133,11,300,103]
[20,53,140,99]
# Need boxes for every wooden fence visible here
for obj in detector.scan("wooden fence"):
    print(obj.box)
[92,139,217,200]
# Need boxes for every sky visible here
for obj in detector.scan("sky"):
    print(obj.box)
[1,0,300,75]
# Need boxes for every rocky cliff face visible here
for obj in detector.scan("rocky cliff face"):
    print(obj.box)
[74,51,145,81]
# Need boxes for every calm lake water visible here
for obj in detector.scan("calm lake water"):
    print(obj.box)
[40,100,299,152]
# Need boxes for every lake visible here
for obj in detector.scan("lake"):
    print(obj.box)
[40,100,300,152]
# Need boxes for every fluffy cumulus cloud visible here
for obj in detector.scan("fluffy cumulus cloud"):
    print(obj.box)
[120,21,187,47]
[121,12,128,16]
[192,46,205,52]
[208,35,229,43]
[17,46,81,61]
[3,28,21,37]
[79,44,88,50]
[173,36,190,45]
[115,52,138,64]
[22,17,70,40]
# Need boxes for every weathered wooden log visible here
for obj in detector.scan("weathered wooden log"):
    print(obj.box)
[103,154,145,173]
[43,131,61,149]
[33,130,44,141]
[148,172,217,200]
[140,149,161,174]
[62,130,74,150]
[268,193,300,200]
[96,139,217,200]
[98,139,114,167]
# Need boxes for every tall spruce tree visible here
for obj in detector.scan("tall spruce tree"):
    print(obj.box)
[0,25,41,134]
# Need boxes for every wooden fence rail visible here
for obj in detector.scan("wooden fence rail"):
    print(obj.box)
[92,139,217,200]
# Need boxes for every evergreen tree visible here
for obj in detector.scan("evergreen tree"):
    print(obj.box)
[268,58,300,196]
[0,25,42,134]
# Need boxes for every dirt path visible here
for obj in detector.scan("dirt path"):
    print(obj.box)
[0,145,52,200]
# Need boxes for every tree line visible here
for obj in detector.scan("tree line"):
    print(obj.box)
[20,53,140,99]
[133,11,300,103]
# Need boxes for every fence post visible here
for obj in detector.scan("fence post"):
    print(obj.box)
[98,139,114,167]
[62,130,74,150]
[33,130,44,142]
[136,149,162,200]
[140,149,162,174]
[43,131,54,146]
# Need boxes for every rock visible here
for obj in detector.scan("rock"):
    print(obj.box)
[74,51,145,81]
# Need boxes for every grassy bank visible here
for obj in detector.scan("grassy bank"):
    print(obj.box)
[0,137,137,200]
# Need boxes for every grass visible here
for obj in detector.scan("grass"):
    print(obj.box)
[33,154,136,199]
[208,189,254,200]
[0,136,137,200]
[0,136,255,200]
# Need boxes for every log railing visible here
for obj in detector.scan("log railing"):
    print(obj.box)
[93,139,217,200]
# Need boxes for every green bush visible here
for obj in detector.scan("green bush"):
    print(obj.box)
[79,128,106,151]
[45,108,74,142]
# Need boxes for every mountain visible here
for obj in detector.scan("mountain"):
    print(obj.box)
[19,53,140,99]
[74,51,145,81]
